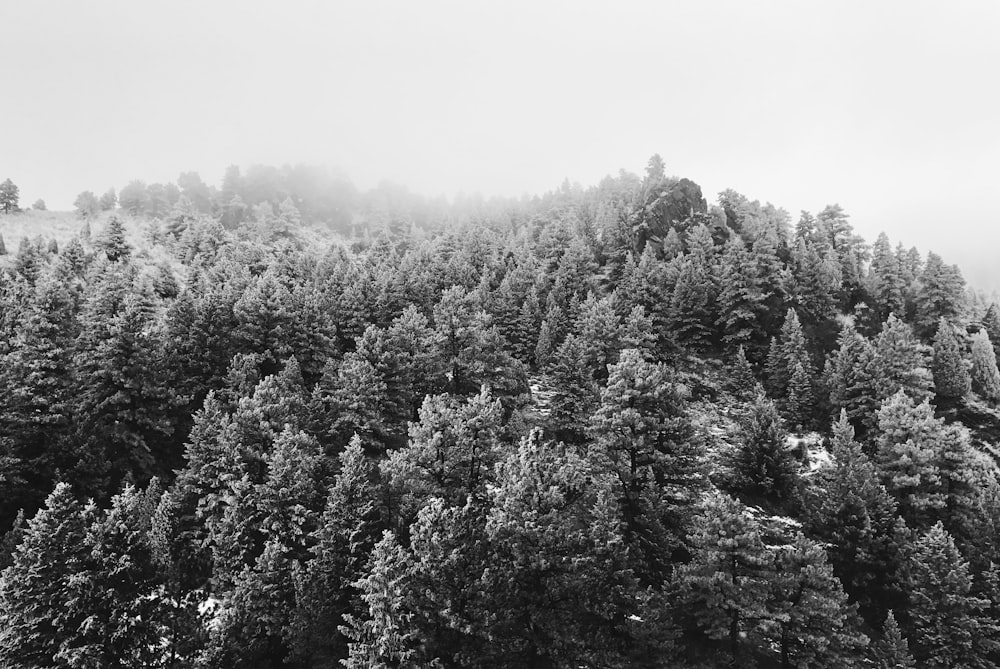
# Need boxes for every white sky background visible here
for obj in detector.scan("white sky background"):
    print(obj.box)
[4,1,1000,289]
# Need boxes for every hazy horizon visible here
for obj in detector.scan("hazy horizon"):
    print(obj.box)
[5,0,1000,289]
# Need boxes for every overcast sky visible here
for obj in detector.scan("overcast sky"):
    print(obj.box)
[5,1,1000,288]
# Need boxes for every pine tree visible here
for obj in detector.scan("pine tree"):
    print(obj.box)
[478,431,644,666]
[341,531,427,668]
[674,492,771,666]
[729,345,758,399]
[0,483,90,667]
[765,535,867,668]
[803,411,907,626]
[668,255,716,351]
[59,483,166,668]
[932,318,970,400]
[971,329,1000,403]
[786,360,815,431]
[983,303,1000,362]
[872,314,934,405]
[869,232,905,322]
[906,522,993,669]
[533,317,555,368]
[382,389,503,516]
[915,252,965,338]
[97,216,132,262]
[767,308,813,410]
[827,323,880,438]
[872,611,916,669]
[716,235,769,355]
[875,391,945,527]
[291,436,385,667]
[589,348,702,583]
[545,334,599,444]
[729,393,799,503]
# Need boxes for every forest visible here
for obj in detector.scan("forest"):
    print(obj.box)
[1,155,999,668]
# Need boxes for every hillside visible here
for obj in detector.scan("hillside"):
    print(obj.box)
[0,161,999,667]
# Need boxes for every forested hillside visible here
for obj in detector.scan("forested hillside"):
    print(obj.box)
[2,156,1000,667]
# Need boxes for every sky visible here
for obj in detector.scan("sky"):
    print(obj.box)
[4,0,1000,289]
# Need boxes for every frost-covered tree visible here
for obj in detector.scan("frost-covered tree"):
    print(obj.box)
[971,329,1000,403]
[932,318,970,400]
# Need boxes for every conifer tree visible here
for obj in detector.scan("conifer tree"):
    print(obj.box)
[729,393,799,503]
[477,431,645,666]
[291,435,386,667]
[60,483,166,668]
[827,323,880,437]
[97,216,132,262]
[0,483,90,666]
[589,348,701,582]
[767,308,813,409]
[765,535,867,668]
[872,611,916,669]
[932,317,970,400]
[341,531,427,668]
[875,391,944,527]
[872,314,934,405]
[971,329,1000,403]
[792,239,841,325]
[983,303,1000,362]
[668,255,717,351]
[545,333,599,444]
[729,345,758,399]
[716,235,769,355]
[804,411,907,626]
[674,492,771,666]
[906,522,993,669]
[533,318,555,368]
[383,389,504,516]
[786,360,815,431]
[869,232,905,323]
[915,252,965,338]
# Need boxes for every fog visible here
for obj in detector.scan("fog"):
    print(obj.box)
[5,0,999,290]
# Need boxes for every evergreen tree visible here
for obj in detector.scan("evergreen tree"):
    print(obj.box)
[872,314,934,405]
[674,492,771,667]
[589,348,702,583]
[767,308,813,409]
[59,483,166,668]
[382,389,504,516]
[906,522,994,669]
[96,216,132,262]
[827,323,880,437]
[765,535,867,668]
[869,232,905,323]
[0,483,90,667]
[971,329,1000,403]
[291,436,385,667]
[729,345,758,399]
[983,303,1000,362]
[915,252,965,338]
[716,235,769,355]
[872,611,916,669]
[668,254,716,351]
[478,431,645,666]
[786,360,815,431]
[932,317,970,400]
[729,393,799,504]
[803,412,907,626]
[341,531,428,668]
[545,334,599,444]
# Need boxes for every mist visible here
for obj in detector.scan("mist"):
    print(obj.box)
[5,0,999,288]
